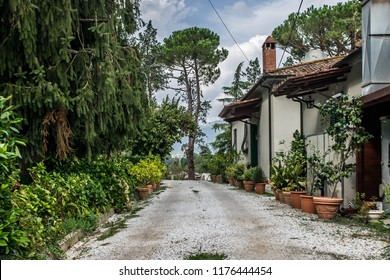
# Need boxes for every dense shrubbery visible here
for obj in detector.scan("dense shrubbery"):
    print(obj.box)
[0,96,167,259]
[2,154,167,259]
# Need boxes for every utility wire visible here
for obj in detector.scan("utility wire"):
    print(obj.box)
[208,0,250,63]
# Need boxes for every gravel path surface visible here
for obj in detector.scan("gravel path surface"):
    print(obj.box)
[67,180,389,260]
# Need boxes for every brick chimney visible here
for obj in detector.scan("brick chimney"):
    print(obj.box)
[262,36,277,73]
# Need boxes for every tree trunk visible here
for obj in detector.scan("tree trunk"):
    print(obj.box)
[187,135,196,180]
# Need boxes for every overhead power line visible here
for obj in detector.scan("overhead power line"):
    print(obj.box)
[208,0,250,63]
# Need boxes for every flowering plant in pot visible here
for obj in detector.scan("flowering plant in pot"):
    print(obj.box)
[313,95,372,219]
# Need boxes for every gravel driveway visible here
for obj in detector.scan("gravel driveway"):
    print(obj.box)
[67,180,389,260]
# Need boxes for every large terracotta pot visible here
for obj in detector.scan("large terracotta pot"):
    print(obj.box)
[290,191,306,209]
[274,189,280,200]
[313,197,343,219]
[282,191,292,206]
[243,180,255,192]
[228,177,235,186]
[137,187,150,200]
[235,179,244,189]
[300,195,316,214]
[255,183,266,194]
[277,189,284,202]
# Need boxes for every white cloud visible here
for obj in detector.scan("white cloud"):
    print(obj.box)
[140,0,197,40]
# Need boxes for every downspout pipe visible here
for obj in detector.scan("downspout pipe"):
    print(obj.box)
[292,97,304,135]
[262,84,273,178]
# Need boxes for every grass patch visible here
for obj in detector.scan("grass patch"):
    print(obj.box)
[61,214,98,235]
[332,215,390,242]
[47,243,66,260]
[98,204,146,241]
[184,252,227,260]
[97,220,127,241]
[258,192,275,197]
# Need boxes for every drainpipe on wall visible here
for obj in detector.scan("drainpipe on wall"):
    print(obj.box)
[292,98,303,135]
[262,84,273,178]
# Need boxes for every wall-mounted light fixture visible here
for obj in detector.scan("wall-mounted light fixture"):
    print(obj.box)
[305,95,315,109]
[292,95,319,109]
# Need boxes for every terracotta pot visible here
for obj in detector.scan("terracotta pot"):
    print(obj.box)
[274,190,279,200]
[243,180,255,192]
[228,177,235,186]
[282,191,291,206]
[300,195,316,214]
[255,183,266,194]
[147,184,153,194]
[137,187,150,200]
[313,197,343,219]
[290,191,306,209]
[277,189,284,202]
[345,208,359,216]
[236,180,244,189]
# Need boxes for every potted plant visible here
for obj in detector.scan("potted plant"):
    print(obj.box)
[243,167,255,192]
[232,163,245,188]
[129,155,166,200]
[225,165,236,186]
[301,146,326,214]
[252,166,267,194]
[359,196,384,220]
[270,131,307,205]
[346,192,366,215]
[313,95,372,219]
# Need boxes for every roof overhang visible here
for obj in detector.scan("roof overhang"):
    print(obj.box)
[273,66,351,98]
[361,85,390,107]
[218,98,261,122]
[241,74,293,100]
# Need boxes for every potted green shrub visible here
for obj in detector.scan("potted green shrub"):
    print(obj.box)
[129,155,166,199]
[313,95,372,219]
[243,167,255,192]
[252,166,267,194]
[225,165,236,186]
[270,131,307,205]
[232,163,245,188]
[301,146,326,214]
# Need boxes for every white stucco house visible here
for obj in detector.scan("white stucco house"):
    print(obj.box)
[219,0,390,209]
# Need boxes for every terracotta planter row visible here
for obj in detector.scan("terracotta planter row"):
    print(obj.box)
[274,190,344,219]
[136,182,161,200]
[232,179,266,194]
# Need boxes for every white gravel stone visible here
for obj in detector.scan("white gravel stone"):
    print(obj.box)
[67,180,389,260]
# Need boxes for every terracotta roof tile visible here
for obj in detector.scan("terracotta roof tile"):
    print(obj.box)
[267,56,345,77]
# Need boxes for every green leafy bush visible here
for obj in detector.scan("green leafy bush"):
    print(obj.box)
[129,154,166,186]
[0,96,29,257]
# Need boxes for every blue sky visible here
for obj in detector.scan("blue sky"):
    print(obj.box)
[139,0,350,155]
